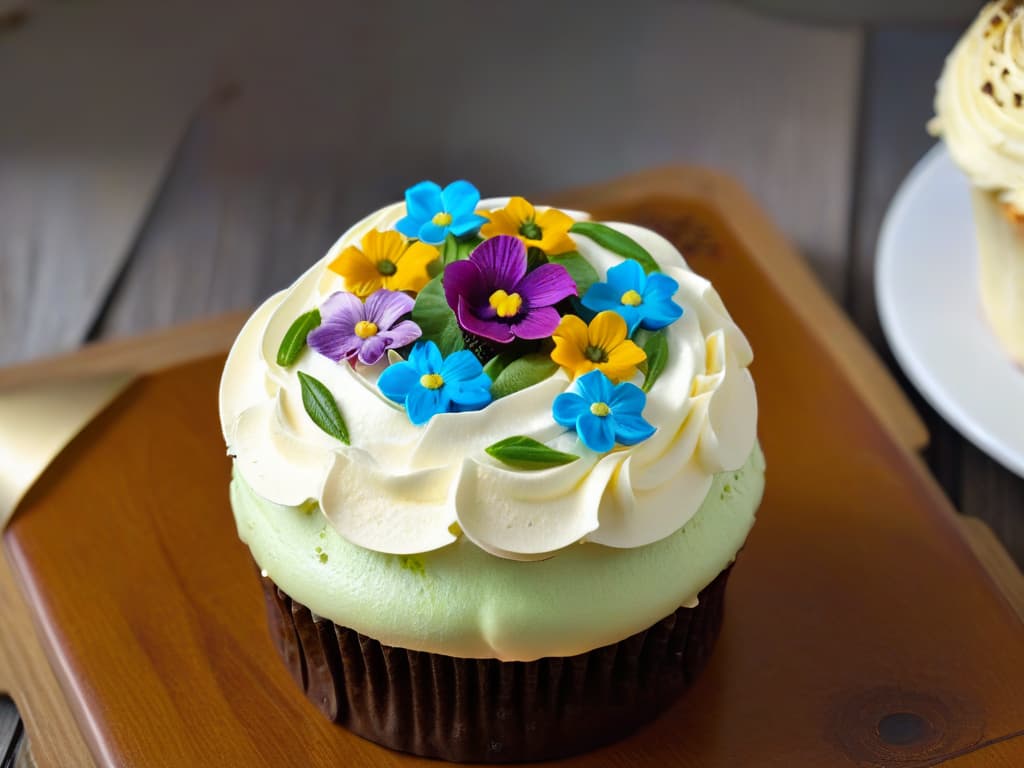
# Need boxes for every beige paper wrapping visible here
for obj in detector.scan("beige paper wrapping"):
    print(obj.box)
[0,373,133,526]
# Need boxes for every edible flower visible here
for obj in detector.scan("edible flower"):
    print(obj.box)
[395,180,489,245]
[378,340,493,425]
[581,260,683,334]
[552,370,655,453]
[308,289,422,366]
[329,229,438,299]
[444,235,577,344]
[550,311,646,383]
[480,196,576,256]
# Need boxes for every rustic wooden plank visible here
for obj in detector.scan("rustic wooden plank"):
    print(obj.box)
[962,446,1024,573]
[0,553,95,768]
[94,0,862,340]
[0,1,199,366]
[959,515,1024,624]
[0,312,246,392]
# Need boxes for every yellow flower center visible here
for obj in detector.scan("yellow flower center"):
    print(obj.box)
[590,402,611,417]
[620,289,643,307]
[584,344,608,363]
[488,289,523,318]
[432,212,453,227]
[377,259,397,276]
[354,320,378,339]
[420,373,445,390]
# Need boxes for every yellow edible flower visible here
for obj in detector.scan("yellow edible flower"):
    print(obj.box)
[551,311,646,383]
[328,229,438,299]
[480,196,576,256]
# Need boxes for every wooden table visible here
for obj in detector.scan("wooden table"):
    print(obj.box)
[1,2,1020,763]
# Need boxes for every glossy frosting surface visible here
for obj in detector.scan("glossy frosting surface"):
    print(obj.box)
[932,1,1024,209]
[219,200,758,560]
[233,444,764,661]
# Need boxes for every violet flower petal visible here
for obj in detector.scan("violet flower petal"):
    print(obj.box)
[510,305,562,339]
[443,259,487,312]
[319,291,365,326]
[384,319,423,349]
[307,324,362,362]
[514,262,577,306]
[471,235,526,290]
[456,297,515,344]
[357,335,388,365]
[365,289,414,330]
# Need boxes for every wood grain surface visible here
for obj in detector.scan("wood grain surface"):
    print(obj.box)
[4,183,1022,766]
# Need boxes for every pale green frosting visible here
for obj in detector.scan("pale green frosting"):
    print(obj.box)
[232,444,764,662]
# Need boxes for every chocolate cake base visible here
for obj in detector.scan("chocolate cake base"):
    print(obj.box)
[260,567,731,763]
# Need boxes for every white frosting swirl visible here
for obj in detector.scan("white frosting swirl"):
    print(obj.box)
[932,1,1024,209]
[219,199,758,560]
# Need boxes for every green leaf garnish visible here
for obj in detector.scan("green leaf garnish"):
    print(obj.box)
[485,436,579,470]
[276,309,321,367]
[297,371,350,444]
[636,329,669,392]
[526,246,549,271]
[440,233,482,266]
[437,321,466,356]
[482,354,510,382]
[569,221,661,274]
[489,353,558,399]
[548,251,600,296]
[411,274,465,355]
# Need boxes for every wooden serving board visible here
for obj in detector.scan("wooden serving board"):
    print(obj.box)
[3,169,1023,767]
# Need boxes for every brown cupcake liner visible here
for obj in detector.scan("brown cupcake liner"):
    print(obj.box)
[260,566,731,763]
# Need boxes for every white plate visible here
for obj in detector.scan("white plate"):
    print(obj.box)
[876,143,1024,479]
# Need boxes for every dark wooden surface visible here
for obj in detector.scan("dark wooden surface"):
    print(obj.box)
[5,187,1024,767]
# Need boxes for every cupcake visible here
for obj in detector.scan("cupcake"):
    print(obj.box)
[219,180,763,762]
[931,0,1024,362]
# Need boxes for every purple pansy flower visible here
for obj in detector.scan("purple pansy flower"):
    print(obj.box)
[308,289,422,366]
[443,235,577,344]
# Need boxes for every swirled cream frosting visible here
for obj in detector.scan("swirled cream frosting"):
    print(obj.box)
[220,194,758,561]
[931,0,1024,210]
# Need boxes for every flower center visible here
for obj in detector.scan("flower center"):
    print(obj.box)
[488,289,523,318]
[432,211,453,227]
[354,320,378,339]
[584,345,608,363]
[590,402,611,417]
[377,259,398,276]
[620,289,643,307]
[518,219,543,240]
[420,373,445,390]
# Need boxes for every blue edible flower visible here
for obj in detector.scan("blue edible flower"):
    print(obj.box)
[552,370,655,453]
[378,341,493,425]
[581,260,683,334]
[395,180,488,245]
